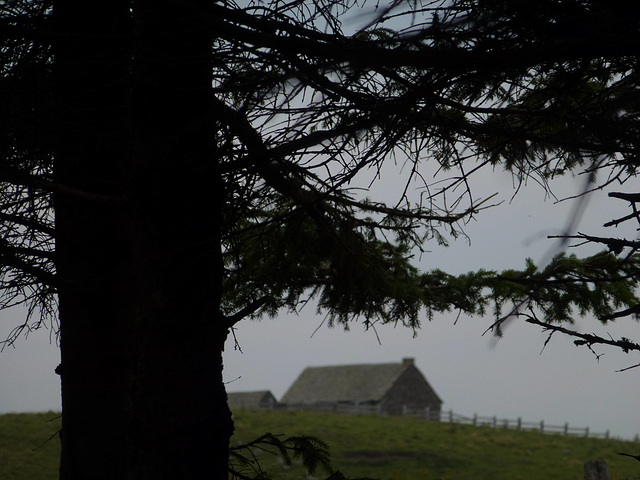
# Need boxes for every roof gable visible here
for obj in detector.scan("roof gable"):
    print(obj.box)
[386,363,443,405]
[281,362,408,404]
[227,390,276,409]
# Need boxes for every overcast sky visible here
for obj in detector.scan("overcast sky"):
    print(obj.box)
[1,166,638,442]
[223,170,640,441]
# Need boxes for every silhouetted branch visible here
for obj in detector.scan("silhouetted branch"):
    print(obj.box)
[603,192,640,227]
[0,167,124,205]
[223,296,270,328]
[599,305,640,322]
[609,192,640,203]
[548,233,640,255]
[603,212,640,228]
[330,193,500,224]
[0,247,57,287]
[0,211,55,237]
[521,310,640,354]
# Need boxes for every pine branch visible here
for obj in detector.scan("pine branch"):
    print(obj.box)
[603,212,640,228]
[522,311,640,354]
[212,2,640,72]
[599,305,640,322]
[329,193,499,224]
[0,242,57,287]
[0,167,124,205]
[609,192,640,203]
[223,296,270,328]
[0,211,56,237]
[548,234,640,254]
[229,432,332,480]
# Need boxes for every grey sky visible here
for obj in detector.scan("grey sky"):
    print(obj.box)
[223,171,640,441]
[1,167,638,442]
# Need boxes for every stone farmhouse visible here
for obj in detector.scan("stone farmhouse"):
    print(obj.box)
[227,390,278,410]
[280,357,442,417]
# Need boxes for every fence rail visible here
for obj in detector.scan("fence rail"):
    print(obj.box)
[272,403,638,441]
[438,410,614,439]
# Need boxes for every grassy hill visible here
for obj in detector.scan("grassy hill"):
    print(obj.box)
[2,409,638,480]
[0,412,61,480]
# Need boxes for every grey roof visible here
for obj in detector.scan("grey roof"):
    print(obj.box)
[227,390,276,409]
[281,362,410,404]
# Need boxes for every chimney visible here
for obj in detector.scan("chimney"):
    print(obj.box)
[402,357,414,367]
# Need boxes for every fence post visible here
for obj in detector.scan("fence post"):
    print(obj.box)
[449,410,454,423]
[564,423,569,436]
[492,416,497,428]
[585,427,589,438]
[540,420,544,433]
[584,460,609,480]
[472,414,477,426]
[517,417,521,431]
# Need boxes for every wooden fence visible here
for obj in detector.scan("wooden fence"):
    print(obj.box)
[275,403,638,441]
[437,410,618,440]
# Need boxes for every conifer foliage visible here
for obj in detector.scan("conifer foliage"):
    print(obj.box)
[1,0,640,478]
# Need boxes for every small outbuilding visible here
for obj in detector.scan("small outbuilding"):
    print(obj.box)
[227,390,278,410]
[280,358,442,417]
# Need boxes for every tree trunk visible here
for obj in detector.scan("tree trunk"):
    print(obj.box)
[53,2,233,479]
[584,461,610,480]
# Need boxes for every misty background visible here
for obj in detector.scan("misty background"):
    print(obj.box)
[1,166,638,440]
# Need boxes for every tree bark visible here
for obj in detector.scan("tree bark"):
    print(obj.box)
[584,460,610,480]
[53,1,232,479]
[53,2,137,478]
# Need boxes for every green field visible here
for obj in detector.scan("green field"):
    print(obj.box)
[2,410,638,480]
[0,412,61,480]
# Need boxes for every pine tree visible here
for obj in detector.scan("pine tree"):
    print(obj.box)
[1,1,639,478]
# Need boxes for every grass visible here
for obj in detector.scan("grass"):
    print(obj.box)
[0,412,61,480]
[230,409,640,480]
[1,409,638,480]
